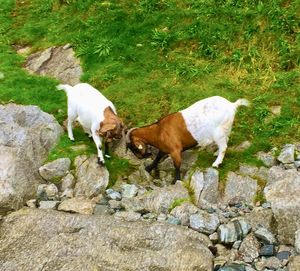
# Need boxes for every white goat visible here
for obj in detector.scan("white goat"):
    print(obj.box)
[57,83,124,165]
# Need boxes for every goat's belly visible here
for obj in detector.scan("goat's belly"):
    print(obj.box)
[186,122,214,146]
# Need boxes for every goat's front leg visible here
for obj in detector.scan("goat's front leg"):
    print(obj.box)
[170,150,182,184]
[91,131,105,166]
[104,142,111,159]
[145,151,166,173]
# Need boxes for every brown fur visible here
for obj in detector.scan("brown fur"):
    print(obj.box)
[98,107,124,142]
[130,112,197,168]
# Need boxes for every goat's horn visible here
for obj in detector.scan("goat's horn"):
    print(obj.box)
[125,127,136,144]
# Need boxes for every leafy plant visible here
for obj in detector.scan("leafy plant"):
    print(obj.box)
[93,39,113,57]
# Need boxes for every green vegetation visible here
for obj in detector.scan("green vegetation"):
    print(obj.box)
[0,0,299,183]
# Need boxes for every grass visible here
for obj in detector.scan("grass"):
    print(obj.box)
[0,0,299,184]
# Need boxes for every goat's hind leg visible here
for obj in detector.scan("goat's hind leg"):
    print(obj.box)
[67,109,77,141]
[212,135,228,168]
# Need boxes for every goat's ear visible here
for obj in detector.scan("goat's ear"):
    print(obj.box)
[98,123,116,135]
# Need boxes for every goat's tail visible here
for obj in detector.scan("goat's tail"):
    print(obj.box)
[233,98,250,108]
[56,84,73,95]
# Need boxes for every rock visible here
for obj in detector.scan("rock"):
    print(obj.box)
[190,169,204,205]
[74,155,109,198]
[230,140,251,152]
[38,158,71,182]
[143,212,158,220]
[156,213,167,221]
[224,172,258,205]
[238,233,260,263]
[60,173,75,191]
[0,208,213,271]
[36,183,59,201]
[276,250,291,261]
[289,256,300,271]
[166,215,181,225]
[270,105,281,116]
[256,151,277,167]
[0,104,62,214]
[295,229,300,254]
[159,149,198,175]
[218,218,251,244]
[122,181,189,214]
[245,208,274,232]
[209,232,219,243]
[189,210,220,234]
[114,211,141,222]
[264,173,300,244]
[254,225,277,244]
[255,256,282,270]
[139,164,153,182]
[214,256,228,270]
[39,201,59,210]
[260,244,276,256]
[26,199,37,208]
[60,188,74,199]
[111,135,142,165]
[106,188,122,200]
[94,204,112,216]
[120,198,148,213]
[108,200,122,210]
[218,263,246,271]
[277,144,295,164]
[170,202,198,226]
[58,197,96,215]
[232,240,242,249]
[238,164,269,180]
[190,168,219,207]
[121,184,138,198]
[24,45,82,85]
[266,166,299,187]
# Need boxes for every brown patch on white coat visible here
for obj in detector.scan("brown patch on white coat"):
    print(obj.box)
[97,106,125,143]
[126,112,197,182]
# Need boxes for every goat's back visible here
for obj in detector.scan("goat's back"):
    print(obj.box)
[180,96,241,146]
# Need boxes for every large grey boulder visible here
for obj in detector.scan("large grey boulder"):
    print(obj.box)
[0,104,62,214]
[190,168,219,207]
[121,181,189,214]
[24,45,82,85]
[264,173,300,244]
[38,158,71,182]
[223,172,258,205]
[74,155,109,198]
[0,208,213,271]
[277,144,295,164]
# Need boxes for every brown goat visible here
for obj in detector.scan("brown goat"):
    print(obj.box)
[126,96,249,182]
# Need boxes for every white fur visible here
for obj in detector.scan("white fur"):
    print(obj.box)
[57,83,116,164]
[180,96,249,168]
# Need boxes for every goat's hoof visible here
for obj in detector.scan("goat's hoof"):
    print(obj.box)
[145,165,153,173]
[97,158,105,167]
[69,137,75,141]
[172,179,180,185]
[212,163,219,168]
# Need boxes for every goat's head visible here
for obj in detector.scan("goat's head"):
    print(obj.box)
[125,128,151,159]
[98,118,125,142]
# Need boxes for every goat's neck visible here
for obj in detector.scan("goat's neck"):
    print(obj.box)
[134,124,159,147]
